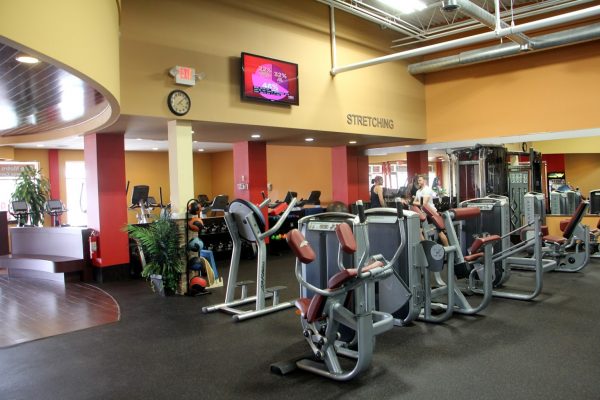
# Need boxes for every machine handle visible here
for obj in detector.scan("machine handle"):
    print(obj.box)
[356,200,366,223]
[260,198,298,239]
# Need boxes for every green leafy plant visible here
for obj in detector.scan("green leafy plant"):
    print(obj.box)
[126,213,184,294]
[10,166,50,226]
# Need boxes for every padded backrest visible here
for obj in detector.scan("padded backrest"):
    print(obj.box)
[562,201,588,240]
[411,205,427,222]
[422,204,445,230]
[286,229,316,264]
[468,234,501,254]
[449,207,480,221]
[227,199,266,239]
[335,222,356,254]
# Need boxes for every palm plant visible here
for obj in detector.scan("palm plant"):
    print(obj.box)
[126,213,185,294]
[10,166,50,226]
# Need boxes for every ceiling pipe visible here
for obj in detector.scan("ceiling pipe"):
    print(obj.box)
[408,22,600,74]
[442,0,532,47]
[330,5,600,75]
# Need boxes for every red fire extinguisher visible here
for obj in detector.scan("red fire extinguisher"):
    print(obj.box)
[89,230,100,263]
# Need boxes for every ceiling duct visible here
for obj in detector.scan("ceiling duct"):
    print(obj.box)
[408,22,600,74]
[441,0,531,47]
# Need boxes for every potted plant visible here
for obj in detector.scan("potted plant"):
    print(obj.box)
[126,213,185,295]
[10,166,50,226]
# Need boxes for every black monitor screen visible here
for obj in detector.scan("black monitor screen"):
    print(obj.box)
[131,185,149,205]
[47,200,63,211]
[12,201,28,212]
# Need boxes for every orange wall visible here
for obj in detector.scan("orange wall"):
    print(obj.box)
[210,151,234,200]
[267,145,332,204]
[546,215,599,236]
[565,153,600,197]
[425,42,600,142]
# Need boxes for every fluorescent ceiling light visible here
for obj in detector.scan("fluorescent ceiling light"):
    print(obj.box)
[379,0,426,14]
[16,55,40,64]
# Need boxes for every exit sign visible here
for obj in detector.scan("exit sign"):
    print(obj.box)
[175,66,196,86]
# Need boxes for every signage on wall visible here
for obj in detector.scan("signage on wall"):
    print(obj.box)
[0,162,37,179]
[346,114,394,129]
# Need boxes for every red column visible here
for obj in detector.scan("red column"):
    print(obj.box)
[233,141,267,204]
[332,146,369,205]
[542,154,566,172]
[407,150,429,179]
[435,160,443,185]
[48,149,60,200]
[84,133,129,277]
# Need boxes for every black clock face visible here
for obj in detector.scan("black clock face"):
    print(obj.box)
[167,90,191,116]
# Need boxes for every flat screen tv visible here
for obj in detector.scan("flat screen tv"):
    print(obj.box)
[241,52,299,106]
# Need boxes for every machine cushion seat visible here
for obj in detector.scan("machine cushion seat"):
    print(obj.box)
[464,253,484,262]
[296,260,384,323]
[543,235,567,244]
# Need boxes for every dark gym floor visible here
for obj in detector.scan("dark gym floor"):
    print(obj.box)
[1,254,599,400]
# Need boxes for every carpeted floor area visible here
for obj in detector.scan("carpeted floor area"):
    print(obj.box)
[0,254,599,400]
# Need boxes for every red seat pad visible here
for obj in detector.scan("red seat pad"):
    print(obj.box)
[541,225,549,236]
[422,204,445,230]
[468,234,501,254]
[544,235,567,244]
[559,219,570,232]
[450,207,480,221]
[295,298,311,319]
[268,202,288,216]
[286,229,316,264]
[335,223,356,254]
[464,253,483,262]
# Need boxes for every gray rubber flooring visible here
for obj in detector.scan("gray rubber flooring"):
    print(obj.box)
[1,254,599,400]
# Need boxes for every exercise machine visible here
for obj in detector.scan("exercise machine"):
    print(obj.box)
[541,200,590,272]
[9,201,30,227]
[422,204,500,315]
[46,199,67,227]
[202,196,298,321]
[271,203,401,381]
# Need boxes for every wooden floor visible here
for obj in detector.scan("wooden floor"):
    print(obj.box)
[0,268,120,348]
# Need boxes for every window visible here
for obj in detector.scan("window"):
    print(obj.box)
[65,161,87,226]
[0,162,38,221]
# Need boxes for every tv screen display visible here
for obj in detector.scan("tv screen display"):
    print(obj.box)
[241,52,299,106]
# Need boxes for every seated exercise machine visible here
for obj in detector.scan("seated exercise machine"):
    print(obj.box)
[202,196,298,321]
[364,205,459,324]
[200,195,228,217]
[541,200,590,272]
[271,202,401,381]
[460,196,556,301]
[422,204,500,315]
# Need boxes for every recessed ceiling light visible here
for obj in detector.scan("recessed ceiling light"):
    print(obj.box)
[152,147,158,151]
[136,138,143,141]
[191,130,195,134]
[251,134,261,138]
[16,55,40,64]
[349,140,357,144]
[305,138,314,142]
[36,144,45,148]
[198,148,205,152]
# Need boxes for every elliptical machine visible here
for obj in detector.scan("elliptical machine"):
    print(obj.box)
[202,195,298,321]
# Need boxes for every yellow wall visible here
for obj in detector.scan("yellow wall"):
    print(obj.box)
[210,151,234,200]
[425,42,600,143]
[534,137,600,154]
[119,0,425,141]
[565,153,600,197]
[267,145,333,204]
[193,153,213,198]
[13,149,49,177]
